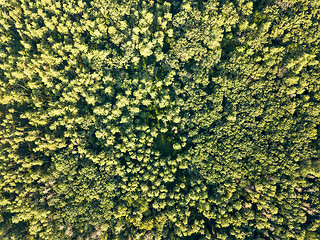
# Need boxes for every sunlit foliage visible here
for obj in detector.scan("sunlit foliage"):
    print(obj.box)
[0,0,320,239]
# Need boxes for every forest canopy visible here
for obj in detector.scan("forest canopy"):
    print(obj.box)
[0,0,320,239]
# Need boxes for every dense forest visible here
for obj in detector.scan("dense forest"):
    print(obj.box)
[1,0,320,239]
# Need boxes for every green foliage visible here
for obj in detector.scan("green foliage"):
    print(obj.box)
[1,0,320,239]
